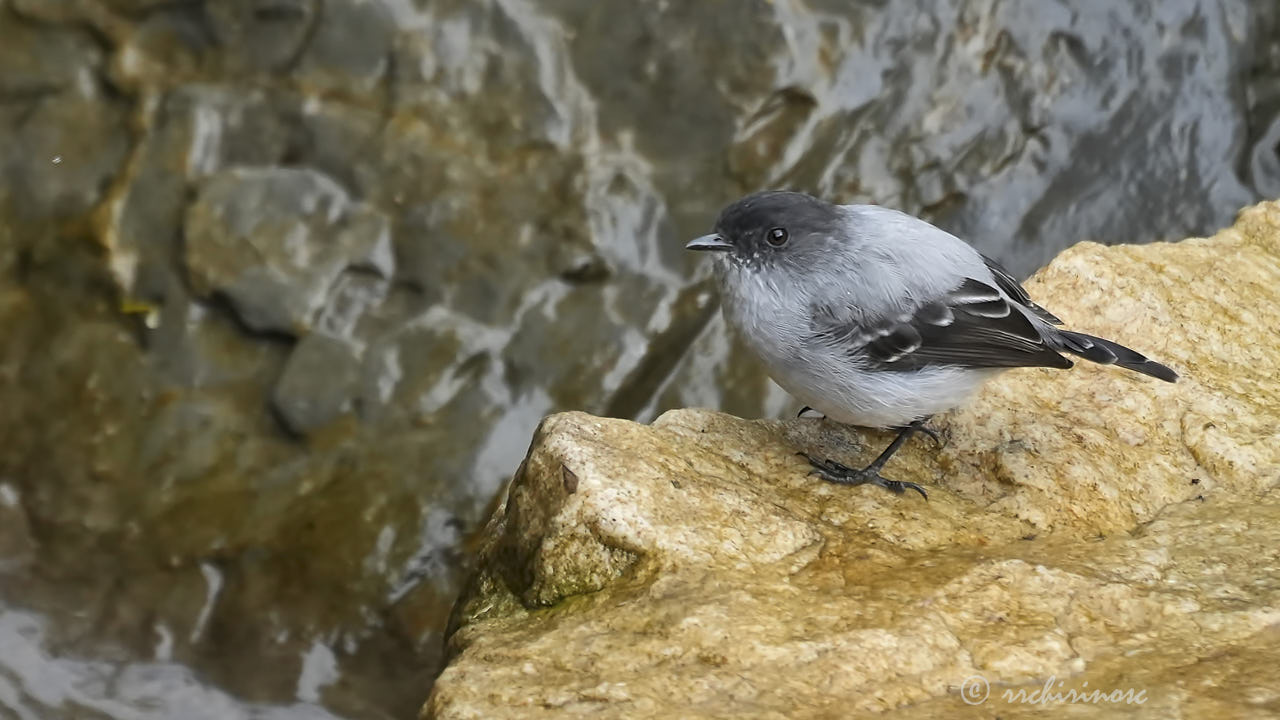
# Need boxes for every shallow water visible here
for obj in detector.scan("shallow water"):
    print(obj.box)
[0,0,1277,717]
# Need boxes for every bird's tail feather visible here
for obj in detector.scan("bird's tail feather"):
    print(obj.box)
[1053,330,1178,383]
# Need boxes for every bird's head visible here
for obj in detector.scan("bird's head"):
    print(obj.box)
[686,191,844,279]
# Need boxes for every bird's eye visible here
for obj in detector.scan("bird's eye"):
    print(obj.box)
[766,227,789,247]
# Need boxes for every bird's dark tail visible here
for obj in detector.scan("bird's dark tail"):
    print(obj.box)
[1052,330,1178,382]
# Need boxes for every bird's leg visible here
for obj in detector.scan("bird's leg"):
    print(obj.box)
[891,418,942,447]
[801,417,935,499]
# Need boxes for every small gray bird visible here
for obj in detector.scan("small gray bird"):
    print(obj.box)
[687,191,1177,498]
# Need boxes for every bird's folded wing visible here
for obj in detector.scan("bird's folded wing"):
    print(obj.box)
[980,254,1062,325]
[811,277,1073,371]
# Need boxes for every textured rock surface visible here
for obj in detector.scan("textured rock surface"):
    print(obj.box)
[426,202,1280,718]
[184,167,394,335]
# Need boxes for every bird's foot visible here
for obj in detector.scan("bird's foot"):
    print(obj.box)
[797,405,824,419]
[801,454,928,499]
[893,422,942,447]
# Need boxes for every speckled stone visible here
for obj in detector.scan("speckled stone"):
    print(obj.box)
[425,201,1280,719]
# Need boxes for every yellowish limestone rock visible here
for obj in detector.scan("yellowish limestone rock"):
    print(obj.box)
[425,201,1280,719]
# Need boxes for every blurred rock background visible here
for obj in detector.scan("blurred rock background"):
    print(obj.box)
[0,0,1276,718]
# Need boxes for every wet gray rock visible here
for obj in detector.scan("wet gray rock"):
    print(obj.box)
[101,85,292,300]
[272,332,363,433]
[207,0,318,74]
[184,167,394,335]
[356,306,484,427]
[0,11,129,223]
[0,480,35,572]
[295,0,393,94]
[1253,115,1280,199]
[550,0,1262,277]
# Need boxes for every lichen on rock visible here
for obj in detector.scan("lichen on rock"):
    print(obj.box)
[426,201,1280,719]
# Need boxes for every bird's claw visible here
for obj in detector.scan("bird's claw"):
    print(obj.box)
[916,425,943,447]
[800,454,929,499]
[894,422,942,448]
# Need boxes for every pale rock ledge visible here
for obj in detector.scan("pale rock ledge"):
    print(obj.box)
[424,201,1280,719]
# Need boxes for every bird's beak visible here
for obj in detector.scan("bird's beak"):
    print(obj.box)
[685,234,733,252]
